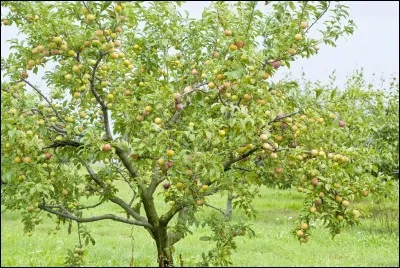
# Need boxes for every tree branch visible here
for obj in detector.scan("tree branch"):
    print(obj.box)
[204,203,228,218]
[268,110,301,125]
[88,52,113,140]
[160,204,184,226]
[223,147,259,171]
[39,204,151,227]
[21,78,66,124]
[304,1,331,35]
[81,160,148,224]
[42,140,83,149]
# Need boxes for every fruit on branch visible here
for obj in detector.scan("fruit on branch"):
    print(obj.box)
[262,72,270,79]
[224,29,232,36]
[273,61,281,69]
[295,33,303,41]
[300,21,308,29]
[154,118,162,125]
[196,199,205,206]
[275,167,283,174]
[342,200,350,207]
[157,158,165,166]
[166,161,173,169]
[296,230,304,237]
[218,130,226,136]
[338,120,346,127]
[45,152,52,160]
[86,14,96,22]
[176,103,183,111]
[235,40,244,49]
[23,157,32,163]
[166,149,175,157]
[311,149,318,156]
[311,177,319,187]
[62,189,68,196]
[300,223,309,230]
[103,144,111,151]
[163,182,171,189]
[229,44,238,51]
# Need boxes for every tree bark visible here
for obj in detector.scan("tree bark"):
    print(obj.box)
[226,193,234,220]
[154,227,173,267]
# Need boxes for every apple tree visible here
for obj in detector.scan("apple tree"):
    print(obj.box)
[1,1,395,266]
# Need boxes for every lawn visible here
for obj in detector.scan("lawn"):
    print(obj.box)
[1,181,399,267]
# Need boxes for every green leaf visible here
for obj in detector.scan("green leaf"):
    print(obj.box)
[200,236,211,241]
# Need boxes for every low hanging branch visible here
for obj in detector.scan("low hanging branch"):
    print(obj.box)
[39,204,150,227]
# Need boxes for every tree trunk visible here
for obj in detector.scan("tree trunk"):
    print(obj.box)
[225,193,234,220]
[154,227,173,267]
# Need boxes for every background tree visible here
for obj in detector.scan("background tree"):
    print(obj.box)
[1,1,396,266]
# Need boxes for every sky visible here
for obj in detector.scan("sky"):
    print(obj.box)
[1,1,399,89]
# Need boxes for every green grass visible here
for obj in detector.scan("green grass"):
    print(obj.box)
[1,182,399,267]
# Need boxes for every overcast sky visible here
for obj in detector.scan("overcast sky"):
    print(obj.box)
[1,1,399,89]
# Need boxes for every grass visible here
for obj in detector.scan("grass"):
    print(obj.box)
[1,181,399,267]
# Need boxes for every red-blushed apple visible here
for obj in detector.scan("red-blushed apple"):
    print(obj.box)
[45,152,52,160]
[339,120,346,127]
[176,103,183,111]
[103,144,111,151]
[224,29,232,36]
[273,61,281,69]
[311,177,319,187]
[275,167,283,174]
[196,199,205,206]
[296,230,304,237]
[166,161,173,169]
[235,40,244,49]
[163,182,170,189]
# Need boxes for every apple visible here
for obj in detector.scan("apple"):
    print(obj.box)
[337,215,344,221]
[103,144,111,151]
[216,74,225,80]
[154,118,162,125]
[297,186,303,192]
[235,40,244,49]
[13,157,22,164]
[208,82,215,89]
[218,130,226,136]
[270,152,278,158]
[65,74,72,80]
[173,92,181,101]
[163,182,170,189]
[296,230,304,237]
[166,149,175,157]
[273,61,281,69]
[310,207,317,213]
[45,152,52,160]
[260,133,269,141]
[243,93,251,101]
[166,161,173,168]
[224,29,232,36]
[186,169,193,176]
[62,189,68,196]
[157,158,165,166]
[124,90,132,96]
[295,33,303,40]
[191,69,198,75]
[311,177,319,187]
[361,190,369,197]
[176,182,185,190]
[73,92,80,98]
[335,195,343,203]
[275,167,283,174]
[314,198,323,206]
[176,103,184,111]
[231,95,239,101]
[196,199,205,206]
[338,120,346,127]
[23,157,32,163]
[342,200,350,207]
[212,51,219,58]
[300,21,308,29]
[95,29,104,36]
[201,184,209,191]
[86,14,96,22]
[229,44,238,51]
[310,149,318,156]
[288,48,296,55]
[262,72,270,80]
[115,5,122,12]
[145,105,152,112]
[300,223,309,230]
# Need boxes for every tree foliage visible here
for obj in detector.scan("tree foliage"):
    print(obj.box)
[1,1,397,266]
